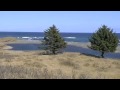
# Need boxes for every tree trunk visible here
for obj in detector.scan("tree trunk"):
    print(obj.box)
[52,50,56,55]
[101,51,104,58]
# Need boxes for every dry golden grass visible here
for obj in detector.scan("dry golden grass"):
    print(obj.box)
[0,43,6,49]
[0,37,17,50]
[0,50,119,79]
[0,37,16,43]
[0,37,119,79]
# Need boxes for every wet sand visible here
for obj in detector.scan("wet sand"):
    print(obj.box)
[2,46,13,50]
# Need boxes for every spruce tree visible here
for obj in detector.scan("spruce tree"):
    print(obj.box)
[42,25,67,55]
[88,25,119,58]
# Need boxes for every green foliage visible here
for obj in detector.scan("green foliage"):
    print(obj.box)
[88,25,119,58]
[41,25,67,55]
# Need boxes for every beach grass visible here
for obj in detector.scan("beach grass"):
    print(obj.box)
[0,50,119,79]
[0,37,120,79]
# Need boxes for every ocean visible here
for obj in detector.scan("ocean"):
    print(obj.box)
[1,32,120,59]
[0,32,120,42]
[0,32,92,42]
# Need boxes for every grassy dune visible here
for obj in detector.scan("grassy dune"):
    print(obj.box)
[0,37,16,43]
[0,50,119,79]
[0,37,16,49]
[0,37,119,79]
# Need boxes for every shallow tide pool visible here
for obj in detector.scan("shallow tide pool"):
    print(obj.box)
[7,44,120,59]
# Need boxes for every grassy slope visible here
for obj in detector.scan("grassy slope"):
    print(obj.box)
[0,37,119,79]
[0,50,119,79]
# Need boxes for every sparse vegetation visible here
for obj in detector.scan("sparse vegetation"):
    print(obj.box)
[0,50,119,79]
[84,63,90,67]
[79,73,92,79]
[0,37,16,42]
[60,59,80,69]
[0,34,119,79]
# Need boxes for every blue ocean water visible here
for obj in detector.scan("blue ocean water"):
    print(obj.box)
[0,32,120,42]
[0,32,92,42]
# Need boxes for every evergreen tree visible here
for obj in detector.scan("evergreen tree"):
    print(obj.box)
[88,25,119,58]
[42,25,67,55]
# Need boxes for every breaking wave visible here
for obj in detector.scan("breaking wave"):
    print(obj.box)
[17,37,44,40]
[16,36,77,40]
[64,37,76,39]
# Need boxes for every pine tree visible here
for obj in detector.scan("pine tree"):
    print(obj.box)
[88,25,119,58]
[41,25,67,55]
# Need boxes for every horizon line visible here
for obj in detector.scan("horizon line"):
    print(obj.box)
[0,31,120,33]
[0,31,92,33]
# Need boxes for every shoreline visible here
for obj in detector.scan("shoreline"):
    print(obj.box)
[1,39,120,53]
[0,37,120,78]
[3,39,90,49]
[5,39,90,47]
[2,46,13,50]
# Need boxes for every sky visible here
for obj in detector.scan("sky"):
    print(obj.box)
[0,11,120,33]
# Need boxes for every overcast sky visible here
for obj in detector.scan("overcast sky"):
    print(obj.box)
[0,11,120,33]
